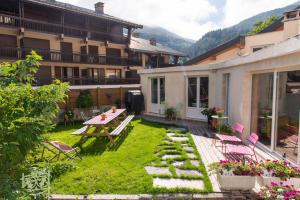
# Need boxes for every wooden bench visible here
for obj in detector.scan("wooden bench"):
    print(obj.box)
[72,125,88,135]
[110,115,134,136]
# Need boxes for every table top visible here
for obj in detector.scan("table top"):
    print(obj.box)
[84,109,126,125]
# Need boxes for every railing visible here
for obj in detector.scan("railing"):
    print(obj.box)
[33,77,140,86]
[0,47,142,66]
[0,13,128,44]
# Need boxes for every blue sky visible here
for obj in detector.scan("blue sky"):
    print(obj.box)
[60,0,299,40]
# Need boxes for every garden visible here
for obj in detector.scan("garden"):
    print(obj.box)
[0,52,212,199]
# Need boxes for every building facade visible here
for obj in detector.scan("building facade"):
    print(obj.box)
[139,8,300,164]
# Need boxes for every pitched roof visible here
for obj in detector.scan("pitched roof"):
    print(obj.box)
[25,0,143,28]
[129,37,186,57]
[184,36,244,65]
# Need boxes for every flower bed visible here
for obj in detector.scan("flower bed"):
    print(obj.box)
[259,182,300,199]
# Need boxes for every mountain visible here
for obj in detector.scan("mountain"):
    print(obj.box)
[134,26,194,54]
[186,2,300,58]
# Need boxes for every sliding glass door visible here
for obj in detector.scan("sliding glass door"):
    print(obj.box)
[251,70,300,163]
[274,70,300,163]
[186,76,209,120]
[150,77,165,114]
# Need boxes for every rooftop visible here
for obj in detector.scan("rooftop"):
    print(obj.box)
[130,37,186,57]
[25,0,143,28]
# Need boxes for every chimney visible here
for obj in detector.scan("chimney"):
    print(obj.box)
[94,2,104,14]
[150,38,156,46]
[283,9,300,40]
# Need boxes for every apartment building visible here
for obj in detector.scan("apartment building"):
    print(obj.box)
[0,0,185,87]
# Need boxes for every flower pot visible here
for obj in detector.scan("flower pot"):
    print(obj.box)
[257,176,281,187]
[217,174,256,190]
[286,178,300,189]
[101,115,106,120]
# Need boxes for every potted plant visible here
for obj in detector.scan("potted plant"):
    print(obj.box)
[111,106,117,113]
[201,107,217,125]
[209,160,260,190]
[217,124,233,135]
[101,114,106,120]
[165,107,176,120]
[258,160,300,188]
[259,182,300,199]
[216,108,225,117]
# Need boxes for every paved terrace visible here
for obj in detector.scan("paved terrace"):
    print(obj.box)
[140,115,276,193]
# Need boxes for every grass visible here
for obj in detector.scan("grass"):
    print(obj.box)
[33,119,212,194]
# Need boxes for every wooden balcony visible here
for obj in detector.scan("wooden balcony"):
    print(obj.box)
[0,47,142,66]
[0,13,128,44]
[33,77,140,86]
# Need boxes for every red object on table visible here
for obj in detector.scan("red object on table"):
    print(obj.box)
[84,109,126,125]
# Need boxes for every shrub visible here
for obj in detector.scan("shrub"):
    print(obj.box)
[165,107,176,120]
[76,90,93,108]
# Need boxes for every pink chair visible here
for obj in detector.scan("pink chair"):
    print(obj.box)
[225,132,259,162]
[215,123,244,152]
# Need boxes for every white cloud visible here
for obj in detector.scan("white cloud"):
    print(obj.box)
[58,0,219,40]
[222,0,299,27]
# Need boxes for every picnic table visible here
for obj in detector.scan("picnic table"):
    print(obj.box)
[72,109,133,144]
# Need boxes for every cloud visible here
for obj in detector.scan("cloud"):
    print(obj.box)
[58,0,219,40]
[222,0,299,27]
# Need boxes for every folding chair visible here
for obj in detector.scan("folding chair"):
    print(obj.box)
[41,141,81,161]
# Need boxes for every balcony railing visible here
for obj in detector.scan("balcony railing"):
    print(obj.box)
[0,47,142,66]
[33,77,140,86]
[0,13,128,44]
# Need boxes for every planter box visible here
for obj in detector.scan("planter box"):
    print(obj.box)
[257,176,281,187]
[286,178,300,189]
[217,174,256,190]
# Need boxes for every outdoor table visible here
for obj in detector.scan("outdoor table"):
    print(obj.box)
[78,109,126,144]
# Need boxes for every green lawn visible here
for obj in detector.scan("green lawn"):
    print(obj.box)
[36,119,212,194]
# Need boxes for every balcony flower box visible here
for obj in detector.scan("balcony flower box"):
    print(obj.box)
[209,160,259,191]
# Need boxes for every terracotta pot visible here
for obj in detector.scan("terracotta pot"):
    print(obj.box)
[217,174,256,190]
[101,114,106,120]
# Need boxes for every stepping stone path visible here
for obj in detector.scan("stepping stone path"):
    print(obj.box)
[146,130,205,191]
[175,168,202,177]
[145,166,171,176]
[183,146,194,152]
[153,178,204,190]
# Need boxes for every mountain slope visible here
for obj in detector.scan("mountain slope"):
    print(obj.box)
[134,26,194,54]
[186,2,300,58]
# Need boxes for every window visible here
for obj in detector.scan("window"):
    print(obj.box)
[151,78,158,104]
[106,69,121,78]
[199,77,209,108]
[188,77,197,107]
[160,78,165,103]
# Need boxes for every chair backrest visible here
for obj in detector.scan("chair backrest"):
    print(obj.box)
[247,132,259,146]
[232,123,244,135]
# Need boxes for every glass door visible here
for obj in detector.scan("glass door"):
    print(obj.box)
[150,77,165,114]
[274,70,300,163]
[186,76,209,120]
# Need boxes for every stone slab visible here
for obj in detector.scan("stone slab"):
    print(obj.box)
[183,146,194,152]
[172,161,185,167]
[153,178,204,190]
[170,137,189,142]
[187,153,197,159]
[175,168,202,177]
[145,166,171,175]
[169,127,188,133]
[161,154,181,160]
[190,160,200,167]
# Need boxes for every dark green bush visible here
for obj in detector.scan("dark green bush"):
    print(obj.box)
[76,90,93,108]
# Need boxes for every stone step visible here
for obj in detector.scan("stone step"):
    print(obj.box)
[153,178,204,190]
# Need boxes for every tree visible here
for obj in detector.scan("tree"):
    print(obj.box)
[0,51,69,199]
[247,16,278,36]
